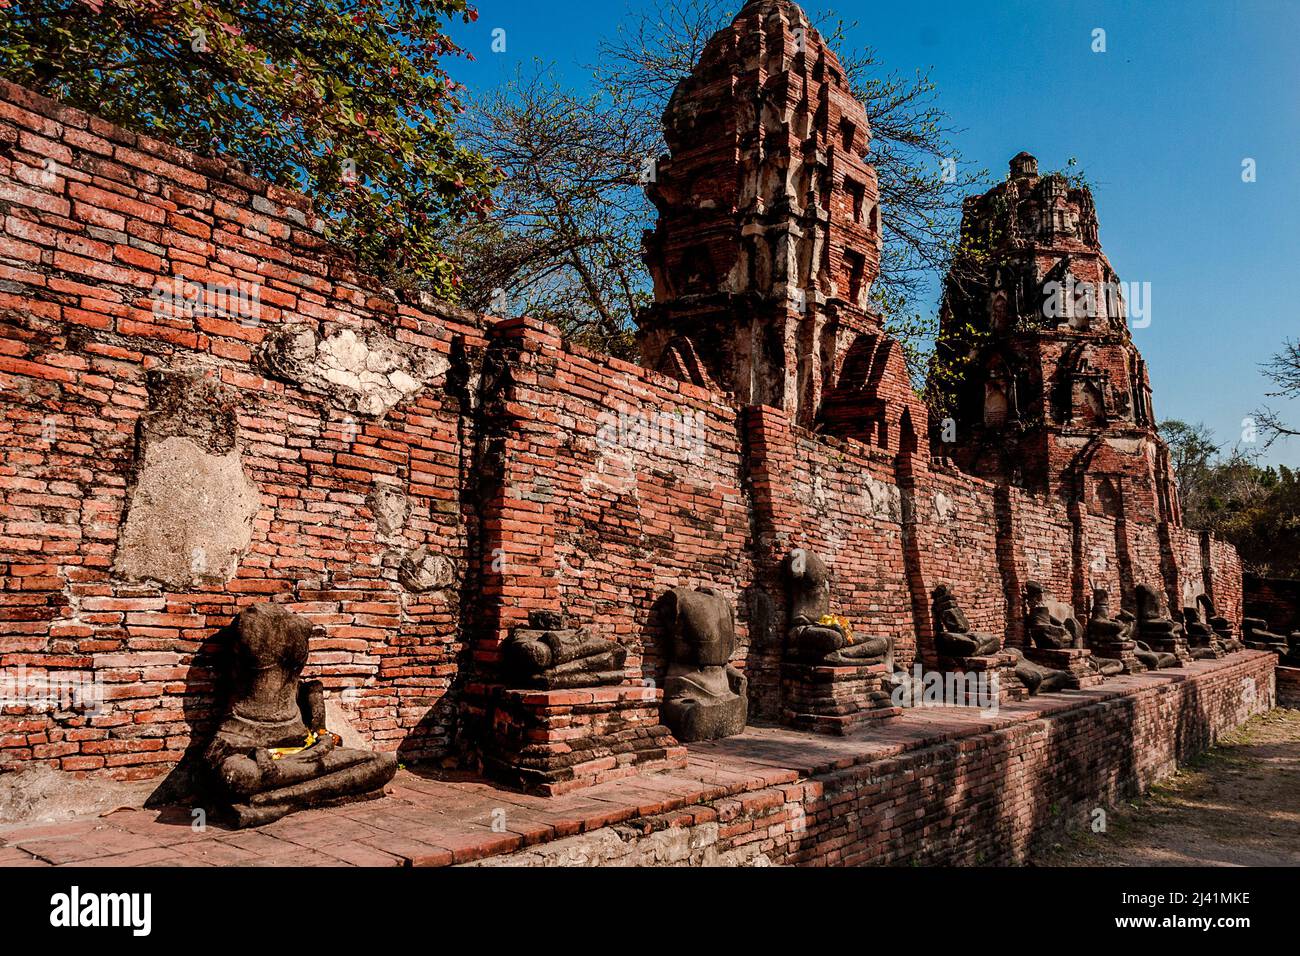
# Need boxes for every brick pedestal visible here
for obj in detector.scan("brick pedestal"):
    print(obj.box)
[1143,635,1192,664]
[1026,646,1105,688]
[468,684,686,796]
[1089,643,1147,675]
[935,652,1029,704]
[780,661,900,734]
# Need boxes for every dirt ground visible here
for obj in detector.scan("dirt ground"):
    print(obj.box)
[1035,708,1300,866]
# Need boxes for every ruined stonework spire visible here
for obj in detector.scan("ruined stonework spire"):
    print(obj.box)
[638,0,887,430]
[933,153,1180,525]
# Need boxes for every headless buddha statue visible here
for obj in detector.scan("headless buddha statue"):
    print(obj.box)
[501,610,627,689]
[932,585,1002,658]
[1024,581,1083,650]
[1005,647,1074,694]
[783,550,890,665]
[660,586,748,742]
[1132,585,1182,669]
[1242,617,1290,654]
[1181,603,1222,660]
[205,604,397,829]
[1081,590,1133,671]
[1198,595,1242,653]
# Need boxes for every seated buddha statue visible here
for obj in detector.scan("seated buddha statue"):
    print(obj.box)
[1024,581,1083,650]
[204,603,397,829]
[1085,587,1138,671]
[1198,595,1242,652]
[501,610,627,689]
[1086,588,1133,648]
[659,586,748,742]
[1135,585,1183,643]
[1181,603,1221,660]
[783,549,890,665]
[1242,618,1290,654]
[932,584,1002,658]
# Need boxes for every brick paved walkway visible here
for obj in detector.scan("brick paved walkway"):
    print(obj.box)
[0,660,1259,866]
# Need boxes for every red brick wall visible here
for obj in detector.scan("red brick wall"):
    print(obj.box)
[0,79,485,774]
[0,80,1252,781]
[744,406,914,714]
[906,468,1007,659]
[477,319,752,685]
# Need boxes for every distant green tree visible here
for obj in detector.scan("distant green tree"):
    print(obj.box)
[1161,419,1300,578]
[0,0,499,295]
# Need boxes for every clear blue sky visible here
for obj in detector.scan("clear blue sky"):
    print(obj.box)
[447,0,1300,467]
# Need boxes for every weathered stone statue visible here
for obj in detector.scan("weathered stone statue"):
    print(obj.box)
[1005,647,1074,695]
[1024,581,1083,650]
[1242,617,1289,655]
[1085,588,1146,673]
[932,584,1002,658]
[784,550,890,665]
[660,587,748,742]
[1134,584,1188,666]
[205,603,397,828]
[1198,595,1242,652]
[501,611,627,689]
[1181,603,1223,660]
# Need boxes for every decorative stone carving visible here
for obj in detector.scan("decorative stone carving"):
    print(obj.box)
[659,587,748,742]
[398,546,457,593]
[257,323,449,417]
[784,549,890,665]
[204,604,396,828]
[501,611,627,689]
[932,584,1001,658]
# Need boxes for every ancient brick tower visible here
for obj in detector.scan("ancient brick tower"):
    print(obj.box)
[933,152,1180,525]
[639,0,902,438]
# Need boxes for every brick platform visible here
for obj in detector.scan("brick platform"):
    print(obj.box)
[1,651,1271,868]
[469,685,686,795]
[779,661,900,734]
[936,652,1029,704]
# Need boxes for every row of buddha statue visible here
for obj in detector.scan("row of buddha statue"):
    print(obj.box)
[1241,617,1300,666]
[199,556,1251,828]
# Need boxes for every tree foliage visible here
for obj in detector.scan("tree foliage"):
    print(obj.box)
[1161,419,1300,579]
[1257,338,1300,447]
[0,0,499,294]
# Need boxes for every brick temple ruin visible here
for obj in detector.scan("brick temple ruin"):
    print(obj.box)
[0,0,1281,863]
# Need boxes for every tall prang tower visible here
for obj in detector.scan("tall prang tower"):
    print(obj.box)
[639,0,913,442]
[933,152,1180,525]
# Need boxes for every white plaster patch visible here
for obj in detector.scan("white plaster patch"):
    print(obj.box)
[933,492,958,523]
[860,474,902,522]
[114,436,261,589]
[258,323,450,417]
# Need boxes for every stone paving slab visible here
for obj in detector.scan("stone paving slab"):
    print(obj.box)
[0,653,1271,867]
